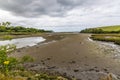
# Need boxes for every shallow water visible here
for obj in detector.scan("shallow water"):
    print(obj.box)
[88,37,120,59]
[97,41,120,59]
[0,37,46,48]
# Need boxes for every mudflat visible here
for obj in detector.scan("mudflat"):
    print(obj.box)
[11,33,120,80]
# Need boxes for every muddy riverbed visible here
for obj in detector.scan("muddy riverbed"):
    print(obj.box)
[10,33,120,80]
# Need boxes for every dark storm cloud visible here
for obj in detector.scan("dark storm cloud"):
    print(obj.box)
[0,0,94,17]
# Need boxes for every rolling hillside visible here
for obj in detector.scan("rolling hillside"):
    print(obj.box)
[80,25,120,33]
[97,25,120,31]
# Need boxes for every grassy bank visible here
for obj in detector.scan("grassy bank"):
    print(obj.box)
[0,21,53,40]
[0,32,42,40]
[90,34,120,45]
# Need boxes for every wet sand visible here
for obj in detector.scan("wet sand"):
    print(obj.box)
[10,33,120,80]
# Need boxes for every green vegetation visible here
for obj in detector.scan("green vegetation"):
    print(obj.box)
[80,25,120,33]
[3,35,13,40]
[81,28,104,33]
[0,44,17,75]
[0,72,68,80]
[0,21,53,40]
[81,25,120,45]
[90,34,120,45]
[97,25,120,32]
[0,22,53,33]
[21,55,34,63]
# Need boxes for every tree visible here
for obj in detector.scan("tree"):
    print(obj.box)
[0,21,53,33]
[6,22,11,27]
[0,22,11,27]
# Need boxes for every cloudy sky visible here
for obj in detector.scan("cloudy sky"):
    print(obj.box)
[0,0,120,32]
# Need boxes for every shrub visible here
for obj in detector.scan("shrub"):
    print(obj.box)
[0,44,18,75]
[21,55,34,63]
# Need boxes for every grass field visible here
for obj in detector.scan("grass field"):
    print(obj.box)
[97,25,120,31]
[80,25,120,33]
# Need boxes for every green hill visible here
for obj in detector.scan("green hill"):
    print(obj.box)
[97,25,120,32]
[80,25,120,33]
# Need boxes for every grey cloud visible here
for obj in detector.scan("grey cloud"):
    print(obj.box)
[0,0,119,18]
[0,0,98,17]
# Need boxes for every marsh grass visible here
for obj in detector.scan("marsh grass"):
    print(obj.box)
[91,34,120,45]
[3,35,13,40]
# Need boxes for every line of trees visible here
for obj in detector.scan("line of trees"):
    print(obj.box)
[0,22,53,33]
[80,28,104,33]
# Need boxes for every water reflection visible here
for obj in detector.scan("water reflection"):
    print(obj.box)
[0,37,46,48]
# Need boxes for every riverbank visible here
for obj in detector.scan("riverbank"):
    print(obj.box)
[90,34,120,45]
[10,33,120,80]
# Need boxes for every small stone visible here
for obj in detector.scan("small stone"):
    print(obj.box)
[95,70,99,72]
[47,66,56,69]
[47,58,51,60]
[103,68,108,72]
[69,61,76,64]
[63,73,67,76]
[74,69,79,72]
[89,68,94,71]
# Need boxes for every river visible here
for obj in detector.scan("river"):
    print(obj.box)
[0,37,46,48]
